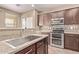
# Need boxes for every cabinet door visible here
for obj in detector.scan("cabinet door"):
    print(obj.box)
[52,11,64,18]
[41,32,50,44]
[73,38,79,51]
[64,9,73,25]
[44,37,48,54]
[43,13,52,26]
[36,37,48,54]
[37,45,44,54]
[51,12,57,18]
[64,34,79,51]
[39,13,52,26]
[74,8,79,24]
[64,34,74,49]
[0,10,5,27]
[72,8,78,24]
[74,35,79,51]
[39,15,44,26]
[64,8,79,25]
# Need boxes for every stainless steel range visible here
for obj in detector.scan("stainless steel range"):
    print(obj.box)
[50,18,64,48]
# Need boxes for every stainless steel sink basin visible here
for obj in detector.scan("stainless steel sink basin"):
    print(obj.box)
[6,35,41,47]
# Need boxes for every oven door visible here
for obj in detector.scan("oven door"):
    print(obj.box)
[50,33,64,48]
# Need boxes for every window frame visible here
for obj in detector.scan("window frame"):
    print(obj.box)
[5,13,16,28]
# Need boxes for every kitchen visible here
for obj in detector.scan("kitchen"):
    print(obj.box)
[0,4,79,54]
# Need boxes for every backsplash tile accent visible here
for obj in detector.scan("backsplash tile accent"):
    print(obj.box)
[41,26,52,30]
[64,25,79,32]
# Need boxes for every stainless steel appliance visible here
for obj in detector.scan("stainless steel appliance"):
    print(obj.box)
[50,18,64,48]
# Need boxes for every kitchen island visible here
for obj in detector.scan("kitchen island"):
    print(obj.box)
[0,34,48,54]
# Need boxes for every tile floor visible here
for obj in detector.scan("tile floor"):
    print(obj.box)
[48,45,79,54]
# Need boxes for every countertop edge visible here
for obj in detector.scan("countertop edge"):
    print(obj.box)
[64,32,79,34]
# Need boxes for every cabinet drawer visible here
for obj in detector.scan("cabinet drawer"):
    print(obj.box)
[15,44,35,54]
[37,40,44,48]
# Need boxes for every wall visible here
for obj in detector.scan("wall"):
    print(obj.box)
[0,29,21,41]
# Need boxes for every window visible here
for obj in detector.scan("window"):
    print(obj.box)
[22,17,33,29]
[5,13,16,28]
[5,18,14,27]
[26,17,33,28]
[22,17,26,29]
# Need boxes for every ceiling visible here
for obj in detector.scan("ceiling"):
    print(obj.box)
[0,4,78,13]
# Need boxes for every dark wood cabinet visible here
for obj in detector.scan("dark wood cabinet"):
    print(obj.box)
[40,32,50,45]
[64,34,79,51]
[15,37,48,54]
[44,37,48,54]
[38,13,52,26]
[64,9,73,24]
[36,37,48,54]
[38,14,44,26]
[64,8,79,25]
[51,11,64,18]
[15,44,35,54]
[37,45,45,54]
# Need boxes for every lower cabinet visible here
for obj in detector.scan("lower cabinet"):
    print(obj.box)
[36,37,48,54]
[15,37,48,54]
[44,37,48,54]
[41,32,50,45]
[15,44,35,54]
[37,45,45,54]
[64,34,79,51]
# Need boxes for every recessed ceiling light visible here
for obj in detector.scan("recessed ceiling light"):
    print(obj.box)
[32,4,35,7]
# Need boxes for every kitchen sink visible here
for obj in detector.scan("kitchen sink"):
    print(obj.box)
[5,35,41,47]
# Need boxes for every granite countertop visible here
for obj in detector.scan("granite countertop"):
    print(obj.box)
[40,30,52,33]
[0,34,48,54]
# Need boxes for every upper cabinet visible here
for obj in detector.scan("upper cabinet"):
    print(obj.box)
[51,11,64,18]
[38,8,79,26]
[38,14,43,26]
[0,9,5,28]
[38,13,52,26]
[64,8,79,25]
[43,13,52,26]
[38,11,64,26]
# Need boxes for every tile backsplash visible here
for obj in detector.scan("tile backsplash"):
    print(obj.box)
[64,25,79,32]
[41,26,52,30]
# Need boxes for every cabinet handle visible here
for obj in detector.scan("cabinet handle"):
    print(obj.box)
[25,49,33,54]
